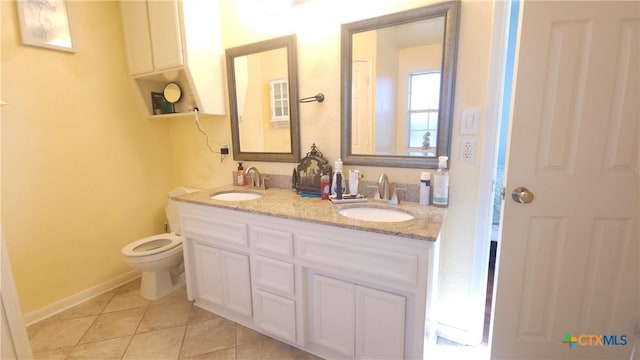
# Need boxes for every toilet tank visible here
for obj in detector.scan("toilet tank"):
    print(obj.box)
[165,187,197,234]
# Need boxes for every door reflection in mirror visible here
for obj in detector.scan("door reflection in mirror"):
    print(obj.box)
[234,47,291,153]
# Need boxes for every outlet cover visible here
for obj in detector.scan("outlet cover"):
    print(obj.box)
[461,140,476,163]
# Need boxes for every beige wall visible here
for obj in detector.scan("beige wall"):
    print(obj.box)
[1,1,174,313]
[171,0,495,338]
[1,0,496,339]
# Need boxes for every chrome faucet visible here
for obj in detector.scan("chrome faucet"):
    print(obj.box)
[378,173,390,200]
[245,166,262,188]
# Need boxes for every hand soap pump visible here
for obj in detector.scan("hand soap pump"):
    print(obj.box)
[331,159,346,199]
[433,156,449,207]
[237,162,246,186]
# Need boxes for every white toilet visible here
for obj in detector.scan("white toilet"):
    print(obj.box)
[121,187,193,300]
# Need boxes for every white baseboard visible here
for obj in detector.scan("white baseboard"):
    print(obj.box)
[24,270,141,326]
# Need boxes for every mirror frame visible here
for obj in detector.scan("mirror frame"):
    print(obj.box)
[226,34,300,162]
[340,1,460,168]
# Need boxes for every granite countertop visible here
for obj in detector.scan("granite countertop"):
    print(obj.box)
[173,185,445,242]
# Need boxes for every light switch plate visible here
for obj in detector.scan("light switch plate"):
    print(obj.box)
[460,109,480,135]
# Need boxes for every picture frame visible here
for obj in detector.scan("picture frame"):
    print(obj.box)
[16,0,76,53]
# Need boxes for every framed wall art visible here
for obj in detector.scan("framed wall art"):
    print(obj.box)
[16,0,75,53]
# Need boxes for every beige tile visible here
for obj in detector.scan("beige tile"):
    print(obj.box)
[103,290,149,313]
[29,316,97,352]
[188,305,221,325]
[151,285,188,305]
[138,296,192,332]
[79,307,145,344]
[32,346,73,360]
[291,346,324,360]
[236,339,294,360]
[181,346,235,360]
[114,278,142,294]
[123,325,186,360]
[236,324,267,345]
[52,291,115,321]
[67,336,131,360]
[261,338,294,359]
[181,317,236,358]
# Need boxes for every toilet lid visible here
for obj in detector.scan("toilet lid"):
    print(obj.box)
[121,233,182,257]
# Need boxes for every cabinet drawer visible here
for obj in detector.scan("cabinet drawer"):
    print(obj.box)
[182,214,248,249]
[251,226,293,258]
[253,255,295,297]
[299,235,419,287]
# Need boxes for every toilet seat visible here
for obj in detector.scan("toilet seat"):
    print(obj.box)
[121,233,182,257]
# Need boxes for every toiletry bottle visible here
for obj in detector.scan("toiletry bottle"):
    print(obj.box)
[331,159,346,197]
[237,162,246,186]
[433,156,449,207]
[321,174,330,199]
[420,172,431,205]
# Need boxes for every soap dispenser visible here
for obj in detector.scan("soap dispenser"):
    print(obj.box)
[433,156,449,207]
[237,162,246,186]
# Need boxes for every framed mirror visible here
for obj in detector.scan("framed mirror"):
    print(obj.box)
[226,34,300,162]
[341,1,460,168]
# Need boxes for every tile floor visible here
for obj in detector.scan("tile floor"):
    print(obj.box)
[27,279,321,360]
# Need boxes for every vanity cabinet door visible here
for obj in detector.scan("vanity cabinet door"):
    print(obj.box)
[192,241,224,306]
[309,274,355,358]
[308,273,406,359]
[355,286,405,359]
[192,240,252,318]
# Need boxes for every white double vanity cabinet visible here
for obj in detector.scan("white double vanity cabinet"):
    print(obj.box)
[175,187,444,359]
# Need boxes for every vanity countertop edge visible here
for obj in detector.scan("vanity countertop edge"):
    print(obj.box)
[173,185,445,242]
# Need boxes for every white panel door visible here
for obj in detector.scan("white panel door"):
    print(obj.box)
[492,1,639,359]
[220,251,252,317]
[147,0,183,71]
[355,285,405,360]
[309,274,355,357]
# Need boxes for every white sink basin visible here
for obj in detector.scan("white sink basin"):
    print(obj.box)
[211,191,262,201]
[338,207,414,222]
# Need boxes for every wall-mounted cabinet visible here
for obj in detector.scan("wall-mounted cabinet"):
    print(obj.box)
[120,0,226,117]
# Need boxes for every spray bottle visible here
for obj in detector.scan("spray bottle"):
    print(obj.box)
[433,156,449,207]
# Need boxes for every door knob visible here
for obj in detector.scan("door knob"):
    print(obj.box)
[512,187,534,204]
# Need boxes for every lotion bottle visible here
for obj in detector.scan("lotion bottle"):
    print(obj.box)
[237,162,246,186]
[433,156,449,207]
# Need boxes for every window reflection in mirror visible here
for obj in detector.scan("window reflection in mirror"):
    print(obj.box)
[351,17,444,157]
[341,2,459,168]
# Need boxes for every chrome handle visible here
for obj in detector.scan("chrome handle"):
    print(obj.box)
[512,187,534,204]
